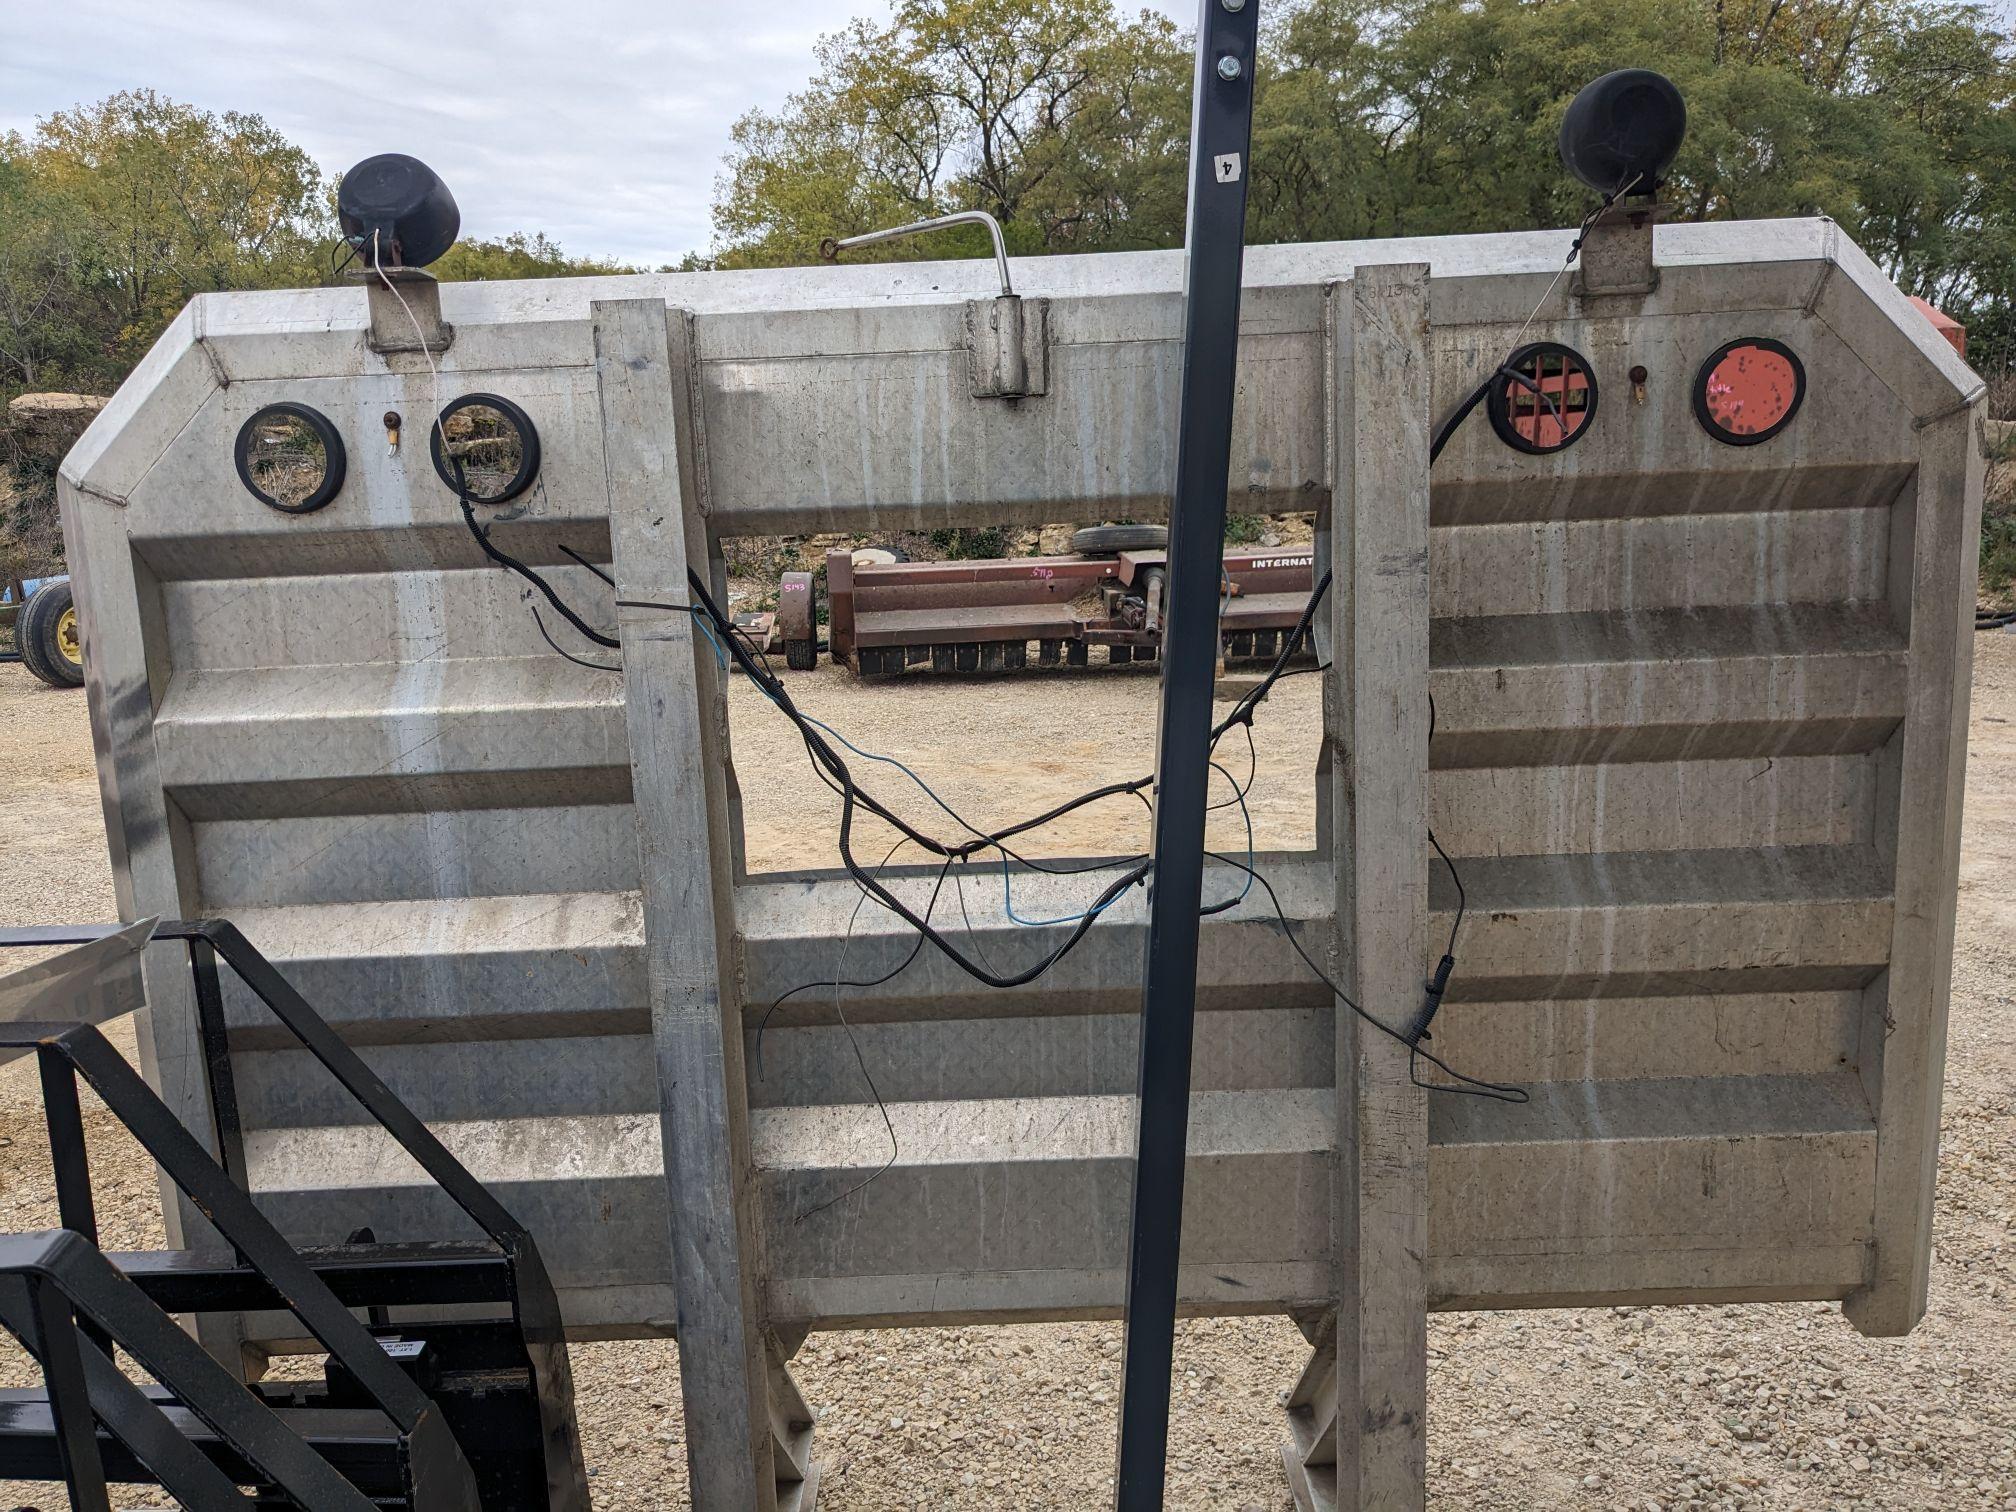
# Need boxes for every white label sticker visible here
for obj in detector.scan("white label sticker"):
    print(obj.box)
[1214,153,1242,184]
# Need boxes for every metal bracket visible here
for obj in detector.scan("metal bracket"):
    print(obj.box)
[821,210,1047,399]
[354,266,455,356]
[965,295,1050,398]
[1571,196,1663,300]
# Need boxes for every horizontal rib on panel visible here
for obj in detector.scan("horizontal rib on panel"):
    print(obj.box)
[1429,508,1891,621]
[1429,603,1906,767]
[235,1070,1878,1336]
[137,516,616,582]
[735,860,1335,1026]
[214,892,645,1046]
[161,564,621,671]
[1426,1073,1876,1310]
[244,1114,670,1309]
[231,1035,659,1131]
[1428,754,1875,858]
[155,656,627,818]
[1432,462,1914,529]
[745,1006,1334,1110]
[193,805,638,909]
[224,1005,1335,1131]
[1433,845,1891,1000]
[1424,990,1862,1084]
[753,1089,1333,1325]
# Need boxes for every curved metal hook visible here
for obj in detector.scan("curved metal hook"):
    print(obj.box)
[819,210,1014,297]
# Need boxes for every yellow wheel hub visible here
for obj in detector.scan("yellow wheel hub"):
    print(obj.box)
[55,604,81,666]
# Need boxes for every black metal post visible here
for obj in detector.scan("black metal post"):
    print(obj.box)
[15,1272,112,1512]
[37,1050,98,1248]
[36,1049,114,1361]
[187,936,249,1191]
[1114,0,1259,1504]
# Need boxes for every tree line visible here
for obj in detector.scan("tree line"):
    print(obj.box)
[0,90,627,404]
[712,0,2016,362]
[2,0,2011,567]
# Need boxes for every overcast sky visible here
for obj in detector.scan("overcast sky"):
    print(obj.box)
[17,1,1999,270]
[0,0,932,268]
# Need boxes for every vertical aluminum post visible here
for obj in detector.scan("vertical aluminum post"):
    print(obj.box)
[1114,0,1259,1504]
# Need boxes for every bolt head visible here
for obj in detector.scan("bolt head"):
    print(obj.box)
[1217,54,1242,80]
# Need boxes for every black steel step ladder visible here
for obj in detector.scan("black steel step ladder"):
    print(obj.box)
[0,919,589,1511]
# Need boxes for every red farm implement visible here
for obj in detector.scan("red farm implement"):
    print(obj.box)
[790,526,1317,677]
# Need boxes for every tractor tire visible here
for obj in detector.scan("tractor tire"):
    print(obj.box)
[784,637,818,671]
[20,580,83,688]
[1070,524,1168,555]
[13,607,53,684]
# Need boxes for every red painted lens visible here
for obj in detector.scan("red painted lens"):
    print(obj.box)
[1701,343,1800,437]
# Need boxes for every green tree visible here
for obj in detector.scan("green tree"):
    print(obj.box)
[17,90,328,366]
[430,231,636,282]
[712,0,1190,267]
[0,148,94,391]
[707,0,2016,351]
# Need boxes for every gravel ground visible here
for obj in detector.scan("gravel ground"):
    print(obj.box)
[726,659,1323,875]
[1,634,2013,1510]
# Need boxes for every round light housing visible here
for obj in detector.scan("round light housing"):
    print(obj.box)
[1694,337,1806,446]
[1558,70,1687,197]
[338,153,461,269]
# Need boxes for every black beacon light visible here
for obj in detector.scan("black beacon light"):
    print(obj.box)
[337,153,461,270]
[1557,67,1688,198]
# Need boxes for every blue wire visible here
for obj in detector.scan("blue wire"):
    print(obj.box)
[690,611,729,669]
[745,670,1253,927]
[997,847,1136,927]
[998,759,1253,926]
[746,674,1141,924]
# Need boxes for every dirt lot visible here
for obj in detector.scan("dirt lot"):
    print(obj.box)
[1,633,2013,1510]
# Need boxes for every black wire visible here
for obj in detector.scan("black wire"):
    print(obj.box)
[1428,829,1465,962]
[557,548,1295,900]
[788,844,958,1223]
[952,855,1004,977]
[618,591,1159,879]
[1430,377,1496,463]
[610,543,1507,1094]
[1409,1040,1526,1102]
[530,605,621,672]
[753,879,939,1081]
[1210,851,1525,1103]
[1197,760,1258,917]
[679,568,1152,988]
[1430,361,1569,462]
[1428,183,1628,464]
[455,458,621,648]
[560,544,616,586]
[1425,693,1464,962]
[430,393,1527,1099]
[1498,361,1571,445]
[1211,571,1333,741]
[1270,661,1332,685]
[1207,722,1258,810]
